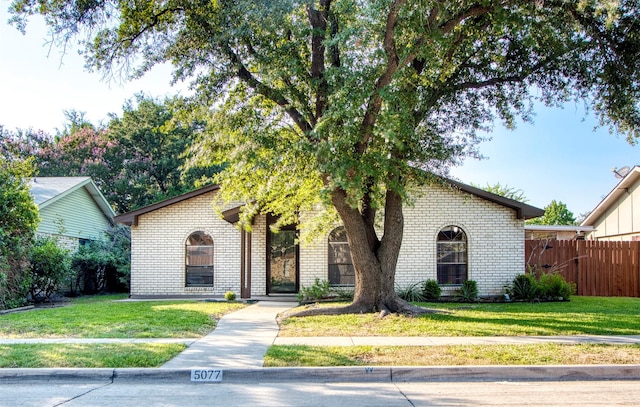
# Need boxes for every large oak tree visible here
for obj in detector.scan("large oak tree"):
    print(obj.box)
[10,1,640,315]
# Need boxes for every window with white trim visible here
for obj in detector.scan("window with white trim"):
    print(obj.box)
[185,231,214,287]
[437,226,467,285]
[328,227,355,286]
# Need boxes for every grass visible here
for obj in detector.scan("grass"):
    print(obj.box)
[264,344,640,367]
[278,296,640,337]
[0,294,246,338]
[0,343,187,368]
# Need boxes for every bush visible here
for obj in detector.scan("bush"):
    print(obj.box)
[297,278,332,302]
[331,286,355,301]
[538,272,576,300]
[510,273,539,301]
[421,279,441,301]
[509,272,575,302]
[396,282,426,302]
[458,280,478,302]
[28,237,71,302]
[224,291,237,301]
[69,225,130,295]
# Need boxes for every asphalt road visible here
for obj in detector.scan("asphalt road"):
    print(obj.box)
[2,379,639,406]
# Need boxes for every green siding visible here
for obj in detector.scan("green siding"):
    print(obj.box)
[38,186,112,241]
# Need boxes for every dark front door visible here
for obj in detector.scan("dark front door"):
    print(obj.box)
[267,220,299,294]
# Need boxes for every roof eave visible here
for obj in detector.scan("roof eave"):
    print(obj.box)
[581,166,640,227]
[446,179,545,220]
[113,184,221,226]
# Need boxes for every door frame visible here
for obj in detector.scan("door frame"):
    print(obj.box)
[266,215,299,294]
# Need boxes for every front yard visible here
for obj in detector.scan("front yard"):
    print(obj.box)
[278,296,640,337]
[0,294,246,368]
[1,295,639,368]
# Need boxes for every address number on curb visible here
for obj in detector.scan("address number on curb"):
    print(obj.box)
[191,369,223,382]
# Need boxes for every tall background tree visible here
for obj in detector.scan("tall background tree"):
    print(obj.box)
[1,96,220,213]
[527,200,577,226]
[472,182,529,203]
[10,1,640,314]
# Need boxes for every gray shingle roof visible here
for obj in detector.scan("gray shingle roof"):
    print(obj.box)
[29,176,115,219]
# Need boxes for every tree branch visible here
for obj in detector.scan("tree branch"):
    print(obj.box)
[356,0,405,154]
[221,43,313,134]
[307,0,332,122]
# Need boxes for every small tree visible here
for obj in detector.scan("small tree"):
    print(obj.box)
[0,156,39,310]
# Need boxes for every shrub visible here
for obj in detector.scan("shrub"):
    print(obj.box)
[396,282,426,302]
[28,237,71,302]
[510,273,539,301]
[69,225,131,295]
[458,280,478,302]
[509,272,575,302]
[224,291,237,301]
[297,278,332,302]
[538,272,576,300]
[331,286,355,301]
[421,279,441,301]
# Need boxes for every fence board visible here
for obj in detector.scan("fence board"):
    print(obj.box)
[525,239,640,298]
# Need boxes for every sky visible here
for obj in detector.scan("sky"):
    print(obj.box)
[1,7,637,218]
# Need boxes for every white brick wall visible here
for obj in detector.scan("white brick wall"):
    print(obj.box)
[131,184,524,298]
[299,184,524,296]
[130,191,243,297]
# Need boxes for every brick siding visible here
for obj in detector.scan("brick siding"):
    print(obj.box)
[130,185,524,297]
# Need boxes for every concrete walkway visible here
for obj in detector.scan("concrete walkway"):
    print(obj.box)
[160,301,293,369]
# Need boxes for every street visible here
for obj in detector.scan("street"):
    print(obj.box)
[1,379,639,406]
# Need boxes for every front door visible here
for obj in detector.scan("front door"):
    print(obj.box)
[267,220,299,294]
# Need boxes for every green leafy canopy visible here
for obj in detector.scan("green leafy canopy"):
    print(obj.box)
[10,1,640,220]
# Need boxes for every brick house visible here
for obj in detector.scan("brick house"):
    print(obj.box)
[114,180,543,299]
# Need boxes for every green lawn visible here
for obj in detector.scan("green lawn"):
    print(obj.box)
[278,296,640,337]
[0,343,187,368]
[264,343,640,367]
[0,294,247,338]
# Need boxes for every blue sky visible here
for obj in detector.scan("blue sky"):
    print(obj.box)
[1,7,637,217]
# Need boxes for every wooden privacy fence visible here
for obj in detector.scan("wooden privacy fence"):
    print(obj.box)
[525,239,640,297]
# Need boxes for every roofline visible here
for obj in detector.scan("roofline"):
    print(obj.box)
[113,177,544,226]
[524,225,594,232]
[37,177,115,222]
[446,179,545,220]
[113,184,221,226]
[581,166,640,227]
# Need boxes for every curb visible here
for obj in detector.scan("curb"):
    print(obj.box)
[2,365,640,383]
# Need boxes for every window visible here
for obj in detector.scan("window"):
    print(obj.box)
[328,227,355,286]
[437,226,467,285]
[185,231,214,287]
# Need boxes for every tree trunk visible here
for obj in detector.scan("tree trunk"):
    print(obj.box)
[291,186,432,317]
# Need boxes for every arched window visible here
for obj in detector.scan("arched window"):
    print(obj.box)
[437,226,467,285]
[185,231,214,287]
[328,227,354,286]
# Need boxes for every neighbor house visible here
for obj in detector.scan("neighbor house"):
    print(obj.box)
[114,179,543,299]
[30,177,115,250]
[524,225,594,240]
[581,165,640,241]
